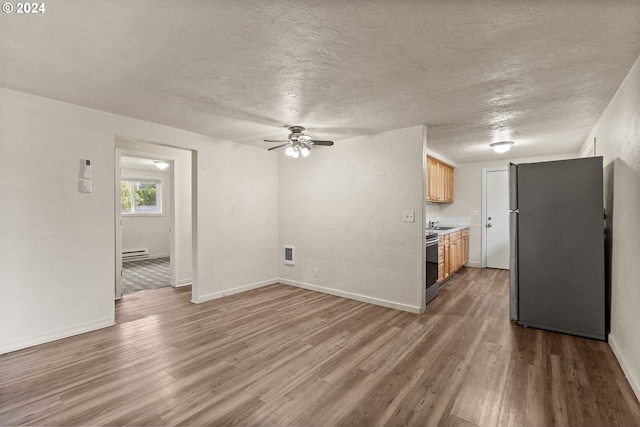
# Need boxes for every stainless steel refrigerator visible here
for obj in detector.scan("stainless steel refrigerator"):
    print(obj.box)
[509,157,606,340]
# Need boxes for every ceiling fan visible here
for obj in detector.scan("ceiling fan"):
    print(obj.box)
[265,126,334,158]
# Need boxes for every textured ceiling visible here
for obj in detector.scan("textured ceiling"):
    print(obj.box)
[1,0,639,163]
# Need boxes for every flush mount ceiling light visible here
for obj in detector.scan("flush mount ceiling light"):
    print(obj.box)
[490,141,514,153]
[154,160,170,170]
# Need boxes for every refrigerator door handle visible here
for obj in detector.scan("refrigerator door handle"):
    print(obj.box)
[509,163,518,211]
[509,211,519,321]
[509,162,519,321]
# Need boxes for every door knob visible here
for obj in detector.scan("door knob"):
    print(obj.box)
[487,223,492,228]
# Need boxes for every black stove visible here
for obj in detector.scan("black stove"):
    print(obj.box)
[426,232,439,304]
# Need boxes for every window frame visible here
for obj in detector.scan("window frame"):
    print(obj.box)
[120,178,163,216]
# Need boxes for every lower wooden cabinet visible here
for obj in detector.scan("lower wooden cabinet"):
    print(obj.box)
[462,229,469,266]
[437,239,445,282]
[450,231,461,272]
[438,228,469,283]
[442,235,450,280]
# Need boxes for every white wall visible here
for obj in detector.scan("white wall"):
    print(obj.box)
[116,139,194,285]
[121,167,171,259]
[438,153,575,267]
[578,54,640,400]
[0,88,279,354]
[278,126,426,313]
[194,140,280,302]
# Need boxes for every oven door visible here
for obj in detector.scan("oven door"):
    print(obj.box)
[426,236,439,303]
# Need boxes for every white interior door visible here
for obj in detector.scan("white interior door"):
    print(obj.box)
[484,168,510,269]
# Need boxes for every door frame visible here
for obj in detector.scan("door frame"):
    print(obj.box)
[115,151,123,298]
[481,166,508,268]
[114,148,179,299]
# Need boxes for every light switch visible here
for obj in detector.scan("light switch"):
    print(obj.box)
[403,211,415,222]
[81,179,93,193]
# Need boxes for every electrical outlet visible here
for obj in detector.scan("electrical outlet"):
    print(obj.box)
[403,211,415,222]
[470,209,479,216]
[313,267,318,277]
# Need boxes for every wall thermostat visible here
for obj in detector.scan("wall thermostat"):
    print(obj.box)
[80,158,93,193]
[284,246,295,265]
[83,159,92,179]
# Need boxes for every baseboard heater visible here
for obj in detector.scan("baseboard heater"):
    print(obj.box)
[122,249,149,262]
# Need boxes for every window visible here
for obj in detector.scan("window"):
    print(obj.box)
[121,179,162,214]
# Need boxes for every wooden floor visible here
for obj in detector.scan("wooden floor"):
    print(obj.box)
[2,268,639,426]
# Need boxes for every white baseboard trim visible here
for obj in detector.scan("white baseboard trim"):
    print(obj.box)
[0,317,115,355]
[148,253,170,260]
[175,278,192,287]
[192,278,279,304]
[278,278,422,314]
[465,261,482,268]
[609,333,640,402]
[190,277,421,314]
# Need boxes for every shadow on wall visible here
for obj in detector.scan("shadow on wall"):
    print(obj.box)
[604,160,614,335]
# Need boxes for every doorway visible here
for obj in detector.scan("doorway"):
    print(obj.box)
[483,167,510,269]
[114,139,194,300]
[119,155,173,295]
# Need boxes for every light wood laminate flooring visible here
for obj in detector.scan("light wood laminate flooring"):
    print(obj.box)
[1,268,639,426]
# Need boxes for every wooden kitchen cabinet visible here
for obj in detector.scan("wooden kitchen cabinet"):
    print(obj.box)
[437,237,445,282]
[427,156,441,202]
[438,228,470,283]
[438,234,449,282]
[426,156,454,203]
[462,229,469,266]
[449,231,462,272]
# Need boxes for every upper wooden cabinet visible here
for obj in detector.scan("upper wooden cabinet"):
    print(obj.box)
[426,156,454,203]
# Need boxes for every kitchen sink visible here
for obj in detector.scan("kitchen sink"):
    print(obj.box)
[431,226,455,230]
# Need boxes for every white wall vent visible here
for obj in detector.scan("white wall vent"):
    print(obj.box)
[284,245,295,265]
[122,249,149,262]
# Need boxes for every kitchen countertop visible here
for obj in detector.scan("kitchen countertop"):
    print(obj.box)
[427,225,469,237]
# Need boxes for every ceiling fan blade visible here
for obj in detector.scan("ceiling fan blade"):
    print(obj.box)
[267,143,290,151]
[264,139,288,143]
[309,140,334,146]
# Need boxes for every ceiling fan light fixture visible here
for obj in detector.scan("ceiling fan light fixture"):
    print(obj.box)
[285,146,294,156]
[266,125,334,158]
[490,141,514,153]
